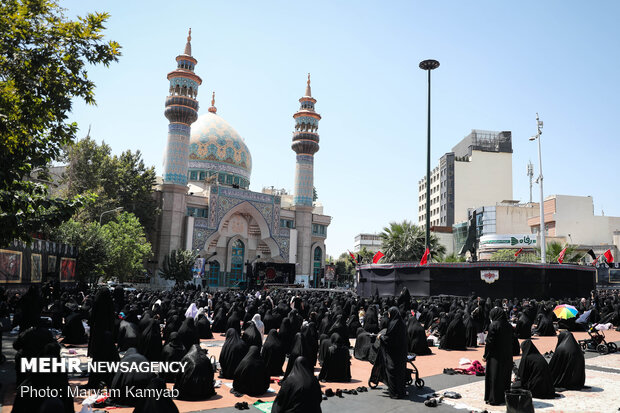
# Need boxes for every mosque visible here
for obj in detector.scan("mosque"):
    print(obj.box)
[150,30,331,288]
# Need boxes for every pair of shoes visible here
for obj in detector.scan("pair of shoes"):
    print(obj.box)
[443,368,456,375]
[356,386,368,392]
[443,391,461,399]
[342,389,358,395]
[230,388,243,397]
[234,402,249,410]
[335,389,344,398]
[324,388,334,397]
[424,398,438,407]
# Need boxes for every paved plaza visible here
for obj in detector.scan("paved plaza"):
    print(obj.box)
[1,330,619,413]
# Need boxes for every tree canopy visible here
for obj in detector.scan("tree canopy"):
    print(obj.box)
[63,137,158,231]
[160,249,198,285]
[101,212,151,282]
[0,0,121,245]
[380,220,446,262]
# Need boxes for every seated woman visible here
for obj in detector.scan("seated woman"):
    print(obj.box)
[61,312,87,344]
[160,332,186,382]
[219,328,249,379]
[134,377,180,413]
[241,321,263,351]
[533,306,556,336]
[117,318,140,351]
[439,311,467,350]
[354,327,376,361]
[272,357,322,413]
[515,339,556,398]
[262,329,287,376]
[549,330,585,390]
[110,348,156,407]
[196,312,213,339]
[233,345,270,396]
[318,333,351,382]
[407,315,432,355]
[174,344,216,400]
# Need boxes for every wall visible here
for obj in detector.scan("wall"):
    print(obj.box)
[496,204,539,234]
[453,150,513,223]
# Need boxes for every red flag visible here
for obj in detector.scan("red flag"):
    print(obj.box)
[372,251,385,264]
[604,249,614,263]
[348,250,358,264]
[420,248,430,265]
[557,247,567,264]
[514,248,524,257]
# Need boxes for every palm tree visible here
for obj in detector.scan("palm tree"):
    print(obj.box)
[380,220,446,263]
[544,241,580,263]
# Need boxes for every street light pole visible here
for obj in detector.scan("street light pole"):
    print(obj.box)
[530,113,546,263]
[419,59,440,250]
[99,207,124,225]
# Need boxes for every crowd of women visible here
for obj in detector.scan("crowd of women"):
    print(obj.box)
[4,282,620,412]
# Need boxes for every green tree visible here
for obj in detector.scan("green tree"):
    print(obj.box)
[490,242,580,264]
[63,137,158,231]
[380,220,446,262]
[544,241,580,263]
[357,247,375,264]
[160,249,198,285]
[101,212,151,282]
[0,0,120,245]
[52,219,109,284]
[335,252,355,284]
[490,249,538,262]
[442,253,466,263]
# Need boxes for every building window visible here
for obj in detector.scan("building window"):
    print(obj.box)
[199,171,206,180]
[187,207,208,218]
[280,219,295,229]
[230,239,245,284]
[312,224,327,236]
[189,170,198,180]
[313,247,322,286]
[208,261,219,286]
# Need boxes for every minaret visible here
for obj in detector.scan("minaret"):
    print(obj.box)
[158,29,202,274]
[163,28,202,185]
[291,74,321,284]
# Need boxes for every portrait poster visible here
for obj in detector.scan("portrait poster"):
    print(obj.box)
[31,254,42,282]
[0,249,22,283]
[48,255,57,273]
[60,257,76,282]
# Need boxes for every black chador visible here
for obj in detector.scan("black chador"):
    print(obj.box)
[233,345,271,396]
[483,308,514,406]
[406,315,432,355]
[515,339,556,398]
[271,357,323,413]
[318,333,351,382]
[262,329,286,376]
[219,328,249,379]
[549,330,586,390]
[174,344,216,400]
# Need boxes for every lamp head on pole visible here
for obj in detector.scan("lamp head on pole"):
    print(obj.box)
[529,136,537,141]
[419,59,440,70]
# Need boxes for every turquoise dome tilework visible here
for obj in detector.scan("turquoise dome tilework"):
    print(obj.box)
[189,112,252,181]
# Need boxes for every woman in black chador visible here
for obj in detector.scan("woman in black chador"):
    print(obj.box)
[406,315,432,355]
[160,332,186,382]
[139,318,163,361]
[272,357,323,413]
[439,311,467,350]
[233,345,271,396]
[174,344,216,400]
[318,332,351,382]
[548,330,586,390]
[533,303,556,336]
[262,329,287,376]
[376,306,408,399]
[515,339,556,399]
[219,328,249,379]
[88,288,115,359]
[483,307,514,406]
[134,377,180,413]
[196,313,213,339]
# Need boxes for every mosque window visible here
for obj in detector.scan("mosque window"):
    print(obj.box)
[189,171,198,180]
[226,174,233,184]
[208,261,219,286]
[199,171,206,180]
[312,224,327,236]
[187,207,208,218]
[218,174,225,184]
[280,219,295,229]
[313,247,322,287]
[230,239,245,284]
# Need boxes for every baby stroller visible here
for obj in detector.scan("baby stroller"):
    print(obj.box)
[368,348,424,389]
[578,326,618,354]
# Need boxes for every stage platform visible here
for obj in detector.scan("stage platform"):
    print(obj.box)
[356,261,596,299]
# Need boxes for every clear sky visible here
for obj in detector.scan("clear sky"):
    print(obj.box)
[62,0,620,258]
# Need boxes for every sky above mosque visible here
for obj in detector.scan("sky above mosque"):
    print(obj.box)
[62,0,620,258]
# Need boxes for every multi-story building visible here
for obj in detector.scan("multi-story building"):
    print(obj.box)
[353,233,382,253]
[418,130,513,230]
[527,195,620,260]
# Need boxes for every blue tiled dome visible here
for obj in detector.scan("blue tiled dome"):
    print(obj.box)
[188,112,252,185]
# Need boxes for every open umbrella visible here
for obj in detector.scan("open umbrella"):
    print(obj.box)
[553,304,578,319]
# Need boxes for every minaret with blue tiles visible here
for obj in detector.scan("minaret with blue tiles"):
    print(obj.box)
[158,29,202,276]
[292,74,321,284]
[163,28,202,185]
[292,74,321,206]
